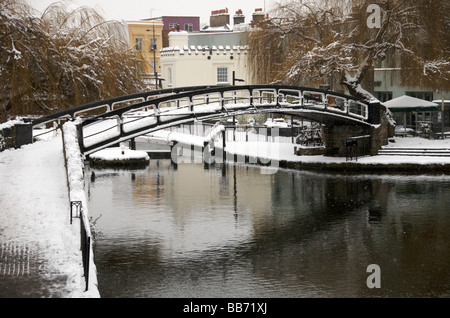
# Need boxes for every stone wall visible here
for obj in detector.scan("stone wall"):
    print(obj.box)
[322,121,391,157]
[322,102,393,157]
[322,124,370,157]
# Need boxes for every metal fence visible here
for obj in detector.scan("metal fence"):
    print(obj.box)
[345,135,371,161]
[69,200,91,291]
[62,127,92,292]
[79,206,91,292]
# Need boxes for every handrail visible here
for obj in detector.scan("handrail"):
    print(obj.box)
[75,85,376,155]
[31,86,214,127]
[29,84,377,155]
[80,85,370,128]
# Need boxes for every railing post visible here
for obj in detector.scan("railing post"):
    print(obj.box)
[118,116,124,138]
[189,96,194,113]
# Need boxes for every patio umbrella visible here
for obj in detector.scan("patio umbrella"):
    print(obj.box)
[383,95,439,112]
[383,95,439,133]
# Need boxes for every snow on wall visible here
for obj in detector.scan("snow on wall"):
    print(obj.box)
[0,119,24,130]
[62,120,100,297]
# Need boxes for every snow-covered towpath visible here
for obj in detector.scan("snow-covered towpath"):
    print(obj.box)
[0,133,99,298]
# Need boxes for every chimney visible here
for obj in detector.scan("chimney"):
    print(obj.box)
[210,8,230,28]
[233,9,245,25]
[252,8,266,25]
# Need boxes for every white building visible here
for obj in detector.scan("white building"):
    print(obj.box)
[160,31,251,88]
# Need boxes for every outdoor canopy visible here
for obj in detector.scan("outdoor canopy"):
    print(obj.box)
[383,95,439,113]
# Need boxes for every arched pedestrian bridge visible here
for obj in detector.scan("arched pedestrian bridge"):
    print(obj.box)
[31,85,386,157]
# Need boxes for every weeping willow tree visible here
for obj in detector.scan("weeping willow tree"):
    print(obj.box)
[0,0,146,123]
[248,0,449,100]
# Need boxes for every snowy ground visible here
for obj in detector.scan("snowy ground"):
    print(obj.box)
[383,136,450,149]
[0,132,99,298]
[223,140,450,168]
[0,126,449,298]
[147,128,450,166]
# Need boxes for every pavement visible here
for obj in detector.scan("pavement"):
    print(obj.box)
[0,133,98,298]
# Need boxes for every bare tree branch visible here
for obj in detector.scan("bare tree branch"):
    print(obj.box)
[248,0,449,100]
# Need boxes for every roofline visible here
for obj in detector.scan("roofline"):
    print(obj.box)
[144,16,201,20]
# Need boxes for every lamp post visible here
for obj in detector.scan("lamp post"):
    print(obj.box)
[147,24,158,88]
[232,71,244,86]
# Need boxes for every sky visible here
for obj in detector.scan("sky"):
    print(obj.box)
[25,0,278,25]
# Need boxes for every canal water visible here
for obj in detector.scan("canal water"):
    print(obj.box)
[86,159,450,298]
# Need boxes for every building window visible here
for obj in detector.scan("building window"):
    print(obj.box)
[374,91,392,102]
[217,67,228,84]
[135,38,143,51]
[168,67,173,86]
[169,23,178,31]
[184,23,194,32]
[150,38,157,51]
[406,91,433,101]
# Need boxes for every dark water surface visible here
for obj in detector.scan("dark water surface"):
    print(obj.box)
[86,160,450,298]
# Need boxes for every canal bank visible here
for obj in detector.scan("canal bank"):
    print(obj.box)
[138,133,450,174]
[277,160,450,174]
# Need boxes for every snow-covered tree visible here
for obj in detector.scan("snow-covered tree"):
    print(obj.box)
[248,0,449,100]
[0,0,146,123]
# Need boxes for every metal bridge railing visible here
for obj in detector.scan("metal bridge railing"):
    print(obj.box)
[31,86,214,128]
[27,85,377,155]
[71,85,374,155]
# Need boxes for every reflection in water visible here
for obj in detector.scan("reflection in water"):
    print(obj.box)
[87,161,450,298]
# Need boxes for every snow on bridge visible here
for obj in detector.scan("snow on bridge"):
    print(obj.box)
[65,85,377,156]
